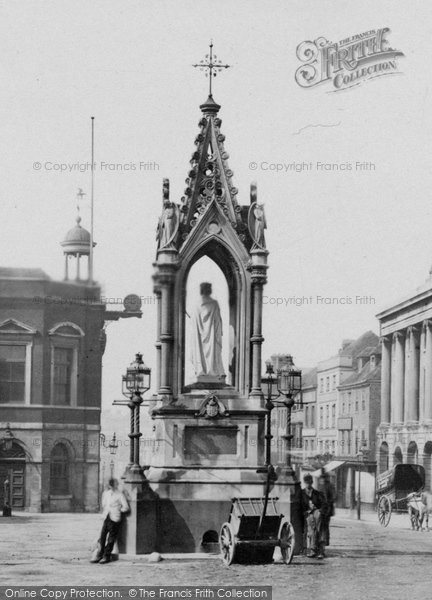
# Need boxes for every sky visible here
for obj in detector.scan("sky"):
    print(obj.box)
[2,1,432,438]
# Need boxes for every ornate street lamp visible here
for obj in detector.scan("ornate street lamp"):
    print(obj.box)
[120,353,151,482]
[276,355,303,476]
[1,424,15,517]
[357,440,368,520]
[259,357,303,475]
[108,433,118,456]
[108,433,118,479]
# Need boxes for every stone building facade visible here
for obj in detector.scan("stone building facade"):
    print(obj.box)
[377,276,432,488]
[0,216,140,512]
[0,266,105,512]
[315,332,379,456]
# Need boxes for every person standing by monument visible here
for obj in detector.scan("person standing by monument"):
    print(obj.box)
[91,478,129,564]
[190,282,225,381]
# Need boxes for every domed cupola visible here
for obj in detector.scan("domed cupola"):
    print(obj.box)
[61,192,95,282]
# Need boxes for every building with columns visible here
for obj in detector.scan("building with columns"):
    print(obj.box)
[377,275,432,487]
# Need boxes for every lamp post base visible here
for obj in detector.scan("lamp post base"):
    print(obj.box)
[118,477,157,555]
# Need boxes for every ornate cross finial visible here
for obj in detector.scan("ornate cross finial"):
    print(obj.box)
[193,41,230,97]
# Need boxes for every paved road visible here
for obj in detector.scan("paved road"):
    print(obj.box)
[1,511,432,599]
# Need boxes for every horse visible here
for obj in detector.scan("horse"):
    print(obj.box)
[407,493,423,530]
[407,491,432,530]
[419,491,432,530]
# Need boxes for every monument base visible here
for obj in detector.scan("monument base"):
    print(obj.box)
[142,466,298,553]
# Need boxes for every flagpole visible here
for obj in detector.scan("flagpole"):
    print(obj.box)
[89,116,95,284]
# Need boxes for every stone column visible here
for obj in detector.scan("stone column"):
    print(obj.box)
[64,254,69,280]
[424,320,432,421]
[404,326,419,423]
[380,336,391,424]
[390,331,405,424]
[154,286,162,393]
[76,253,81,280]
[250,279,264,396]
[159,277,174,396]
[153,257,177,399]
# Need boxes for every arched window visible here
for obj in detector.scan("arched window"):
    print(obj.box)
[423,442,432,489]
[379,442,389,473]
[50,443,69,495]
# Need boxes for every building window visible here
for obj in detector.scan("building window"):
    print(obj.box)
[320,378,324,393]
[304,406,309,428]
[355,395,359,412]
[355,430,359,454]
[320,406,323,428]
[50,443,70,495]
[332,374,337,390]
[332,440,336,454]
[332,404,336,427]
[0,344,26,404]
[311,405,315,427]
[362,391,366,411]
[326,376,330,392]
[347,431,351,455]
[49,322,83,407]
[342,402,345,414]
[53,348,74,405]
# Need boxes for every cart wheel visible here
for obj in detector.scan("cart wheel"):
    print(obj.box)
[278,519,295,565]
[377,495,392,527]
[220,522,236,566]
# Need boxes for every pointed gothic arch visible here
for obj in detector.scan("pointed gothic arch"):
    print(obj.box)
[175,233,251,395]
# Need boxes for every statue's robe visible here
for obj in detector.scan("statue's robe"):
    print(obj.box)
[190,296,225,378]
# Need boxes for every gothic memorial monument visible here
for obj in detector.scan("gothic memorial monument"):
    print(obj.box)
[148,45,291,551]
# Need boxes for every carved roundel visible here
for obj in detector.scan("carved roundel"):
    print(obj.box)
[207,222,221,235]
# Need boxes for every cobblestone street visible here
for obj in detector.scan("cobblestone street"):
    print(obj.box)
[1,510,432,599]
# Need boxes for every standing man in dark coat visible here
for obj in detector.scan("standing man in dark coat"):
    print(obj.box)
[301,473,322,558]
[317,470,336,558]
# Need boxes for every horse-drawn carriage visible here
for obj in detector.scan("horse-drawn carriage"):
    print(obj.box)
[376,463,425,527]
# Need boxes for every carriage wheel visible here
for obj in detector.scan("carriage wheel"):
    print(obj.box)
[220,522,236,566]
[377,495,392,527]
[278,519,295,565]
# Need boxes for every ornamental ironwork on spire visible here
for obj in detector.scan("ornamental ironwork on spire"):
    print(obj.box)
[155,44,267,255]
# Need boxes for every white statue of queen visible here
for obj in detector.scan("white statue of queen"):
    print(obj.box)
[190,282,226,381]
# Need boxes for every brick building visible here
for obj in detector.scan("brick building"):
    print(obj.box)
[0,215,140,512]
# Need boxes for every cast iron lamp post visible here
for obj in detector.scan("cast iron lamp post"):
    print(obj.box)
[121,353,151,482]
[356,440,368,520]
[260,357,303,478]
[276,356,303,478]
[1,424,15,516]
[257,358,302,534]
[108,433,118,478]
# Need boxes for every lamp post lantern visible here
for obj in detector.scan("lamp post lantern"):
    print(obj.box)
[276,355,303,477]
[259,356,302,479]
[121,353,151,482]
[108,433,118,478]
[357,441,368,520]
[1,424,15,516]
